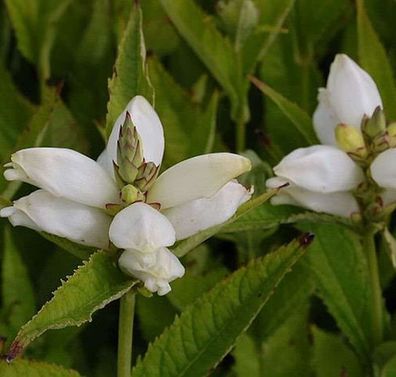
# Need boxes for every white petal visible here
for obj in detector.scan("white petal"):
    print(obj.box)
[147,153,251,209]
[1,190,112,249]
[109,202,175,252]
[313,89,341,145]
[271,186,359,217]
[326,54,382,128]
[381,189,396,206]
[106,96,164,169]
[371,149,396,189]
[265,177,289,189]
[118,247,185,295]
[4,148,119,208]
[96,149,114,177]
[163,181,251,240]
[273,145,363,192]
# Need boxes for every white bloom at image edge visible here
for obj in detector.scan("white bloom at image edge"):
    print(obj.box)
[1,96,252,295]
[266,53,393,217]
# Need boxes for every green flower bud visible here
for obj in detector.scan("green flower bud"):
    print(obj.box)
[121,184,144,204]
[116,112,144,186]
[135,162,159,192]
[362,106,386,138]
[335,123,368,159]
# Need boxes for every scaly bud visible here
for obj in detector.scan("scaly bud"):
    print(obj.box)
[116,112,144,185]
[135,162,159,192]
[362,106,386,138]
[335,123,368,159]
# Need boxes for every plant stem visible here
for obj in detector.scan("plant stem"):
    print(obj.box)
[236,114,246,152]
[363,230,383,347]
[117,290,136,377]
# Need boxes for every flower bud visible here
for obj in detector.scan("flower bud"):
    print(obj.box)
[121,184,144,204]
[362,106,386,138]
[335,123,367,159]
[116,112,144,186]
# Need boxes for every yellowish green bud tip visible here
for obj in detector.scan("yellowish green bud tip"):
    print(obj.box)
[335,123,367,158]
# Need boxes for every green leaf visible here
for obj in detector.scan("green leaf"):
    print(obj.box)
[356,0,396,121]
[172,190,277,258]
[382,356,396,377]
[7,251,136,358]
[160,0,243,120]
[250,76,318,145]
[299,222,372,359]
[148,58,219,167]
[40,233,96,260]
[2,227,35,338]
[4,0,72,82]
[0,359,81,377]
[105,2,153,136]
[0,64,35,161]
[132,236,311,377]
[311,327,364,377]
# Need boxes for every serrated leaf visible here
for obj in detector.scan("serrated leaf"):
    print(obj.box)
[8,251,137,358]
[105,2,153,136]
[250,76,318,145]
[172,190,277,258]
[0,359,81,377]
[2,227,35,338]
[132,236,311,377]
[298,222,372,360]
[160,0,243,120]
[356,0,396,121]
[311,326,363,377]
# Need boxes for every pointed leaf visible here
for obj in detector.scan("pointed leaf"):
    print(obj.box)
[159,0,243,119]
[356,0,396,121]
[132,235,311,377]
[2,227,35,337]
[298,222,372,359]
[7,251,137,358]
[105,2,153,135]
[250,76,318,145]
[0,359,81,377]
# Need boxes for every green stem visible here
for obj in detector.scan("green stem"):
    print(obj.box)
[117,290,136,377]
[363,231,383,347]
[236,114,246,152]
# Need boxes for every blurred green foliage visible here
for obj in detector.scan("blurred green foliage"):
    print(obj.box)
[1,0,396,376]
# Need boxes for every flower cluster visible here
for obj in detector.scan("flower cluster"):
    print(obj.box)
[267,54,396,220]
[1,96,251,295]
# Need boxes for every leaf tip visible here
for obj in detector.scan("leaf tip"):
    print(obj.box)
[298,232,315,248]
[6,340,24,362]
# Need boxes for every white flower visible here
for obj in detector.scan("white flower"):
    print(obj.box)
[313,54,383,145]
[266,54,384,217]
[1,95,252,294]
[0,96,161,249]
[270,145,363,193]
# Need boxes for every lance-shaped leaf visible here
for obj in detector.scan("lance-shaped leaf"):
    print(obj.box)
[160,0,243,120]
[172,189,276,258]
[7,251,137,359]
[132,235,312,377]
[2,227,35,339]
[356,0,396,121]
[0,359,81,377]
[148,58,219,166]
[105,2,153,135]
[250,75,318,145]
[298,222,372,360]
